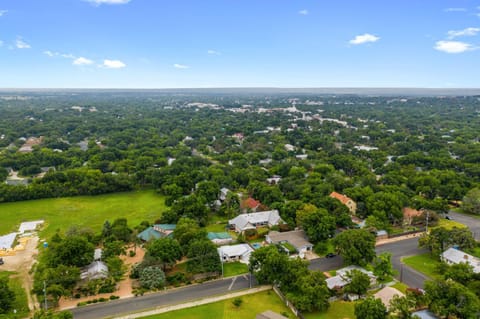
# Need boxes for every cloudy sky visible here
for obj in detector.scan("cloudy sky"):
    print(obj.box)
[1,0,480,88]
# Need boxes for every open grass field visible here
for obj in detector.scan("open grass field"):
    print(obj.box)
[0,190,166,239]
[0,271,29,319]
[140,290,293,319]
[304,300,356,319]
[402,253,442,280]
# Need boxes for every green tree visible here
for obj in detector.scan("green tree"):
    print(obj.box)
[389,295,416,319]
[173,217,207,253]
[354,297,387,319]
[373,252,395,282]
[287,271,330,312]
[462,188,480,215]
[296,204,336,243]
[344,269,371,296]
[0,277,15,314]
[186,239,221,274]
[146,237,182,271]
[333,229,376,266]
[49,235,94,267]
[139,266,166,290]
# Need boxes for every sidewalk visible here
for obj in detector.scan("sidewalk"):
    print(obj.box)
[113,286,272,319]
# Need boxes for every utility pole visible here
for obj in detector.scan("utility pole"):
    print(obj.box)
[43,280,47,310]
[425,210,430,233]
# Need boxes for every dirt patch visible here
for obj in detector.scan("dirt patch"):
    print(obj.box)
[59,246,145,310]
[0,234,40,311]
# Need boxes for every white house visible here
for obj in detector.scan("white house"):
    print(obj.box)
[81,261,109,280]
[217,244,254,264]
[440,247,480,273]
[219,187,230,201]
[228,210,283,233]
[326,265,376,290]
[265,230,313,258]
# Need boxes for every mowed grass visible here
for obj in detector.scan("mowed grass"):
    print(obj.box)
[140,290,293,319]
[402,253,442,280]
[0,271,29,319]
[0,190,166,239]
[223,262,249,277]
[304,300,355,319]
[436,219,466,230]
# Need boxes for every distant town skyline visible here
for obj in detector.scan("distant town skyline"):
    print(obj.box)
[1,0,480,88]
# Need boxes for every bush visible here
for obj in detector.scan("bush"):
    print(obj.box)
[139,266,166,290]
[77,302,87,307]
[74,293,81,299]
[98,297,107,302]
[109,295,120,300]
[129,250,136,257]
[232,297,243,307]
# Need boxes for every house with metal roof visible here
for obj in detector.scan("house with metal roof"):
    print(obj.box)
[228,210,283,233]
[217,244,254,264]
[207,232,233,245]
[265,230,313,258]
[440,247,480,273]
[137,224,176,242]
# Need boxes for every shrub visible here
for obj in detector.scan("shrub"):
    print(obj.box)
[139,266,166,290]
[232,297,243,307]
[129,250,136,257]
[77,302,87,307]
[109,295,120,300]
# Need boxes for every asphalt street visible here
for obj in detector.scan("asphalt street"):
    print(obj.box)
[72,274,254,319]
[309,237,429,288]
[448,211,480,240]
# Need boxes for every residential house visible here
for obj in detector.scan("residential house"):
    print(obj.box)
[329,192,357,214]
[373,286,404,310]
[440,247,480,273]
[266,175,282,185]
[217,244,254,264]
[137,224,176,242]
[412,310,439,319]
[265,230,313,258]
[326,265,376,290]
[240,197,261,212]
[219,187,230,201]
[284,144,295,152]
[80,261,109,280]
[228,210,283,233]
[403,207,423,226]
[207,232,233,245]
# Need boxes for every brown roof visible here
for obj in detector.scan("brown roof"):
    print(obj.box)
[330,192,353,205]
[373,287,404,309]
[241,197,261,210]
[402,207,423,218]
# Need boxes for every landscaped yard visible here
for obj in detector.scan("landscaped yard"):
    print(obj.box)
[304,300,355,319]
[390,281,409,294]
[0,190,166,238]
[0,271,29,319]
[223,262,249,277]
[140,290,293,319]
[402,253,442,280]
[436,219,466,230]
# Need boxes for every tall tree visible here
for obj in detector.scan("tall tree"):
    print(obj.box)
[0,277,15,314]
[146,238,182,271]
[354,297,387,319]
[462,188,480,215]
[333,229,376,266]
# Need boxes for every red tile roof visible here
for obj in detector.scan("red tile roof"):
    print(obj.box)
[241,197,261,209]
[329,192,353,205]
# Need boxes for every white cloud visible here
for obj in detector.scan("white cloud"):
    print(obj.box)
[447,27,480,39]
[0,40,3,47]
[73,57,94,65]
[15,38,31,49]
[85,0,130,5]
[298,9,309,15]
[207,50,221,55]
[174,63,189,69]
[102,59,126,68]
[434,40,474,53]
[349,33,380,45]
[0,10,8,17]
[444,8,466,12]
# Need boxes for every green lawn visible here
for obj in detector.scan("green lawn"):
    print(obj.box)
[223,262,249,277]
[390,281,409,294]
[436,219,466,230]
[205,222,228,232]
[140,290,293,319]
[402,253,442,280]
[0,190,166,239]
[0,272,30,319]
[304,301,355,319]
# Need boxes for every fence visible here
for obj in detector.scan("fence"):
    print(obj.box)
[272,285,305,319]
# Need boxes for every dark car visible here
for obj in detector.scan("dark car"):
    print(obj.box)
[325,253,336,258]
[445,216,452,220]
[0,257,4,265]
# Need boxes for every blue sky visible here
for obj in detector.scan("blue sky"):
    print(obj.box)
[1,0,480,88]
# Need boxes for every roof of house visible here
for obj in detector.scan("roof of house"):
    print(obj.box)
[229,210,282,231]
[337,265,375,278]
[256,310,288,319]
[412,310,439,319]
[326,265,375,290]
[326,275,349,289]
[153,224,177,231]
[81,261,109,280]
[441,247,480,273]
[217,244,253,258]
[267,230,313,251]
[137,227,165,241]
[329,192,354,205]
[0,232,18,250]
[207,232,232,240]
[241,197,261,210]
[403,207,423,219]
[373,287,404,309]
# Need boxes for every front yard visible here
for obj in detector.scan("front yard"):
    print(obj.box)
[402,253,442,280]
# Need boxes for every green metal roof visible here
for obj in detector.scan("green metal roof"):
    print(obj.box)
[207,232,232,240]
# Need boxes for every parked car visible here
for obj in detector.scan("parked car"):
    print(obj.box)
[0,258,4,265]
[445,216,452,220]
[325,253,336,258]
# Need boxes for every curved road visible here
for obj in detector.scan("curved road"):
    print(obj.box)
[448,211,480,240]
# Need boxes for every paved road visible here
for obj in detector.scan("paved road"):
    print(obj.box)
[309,237,429,288]
[448,211,480,240]
[72,274,254,319]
